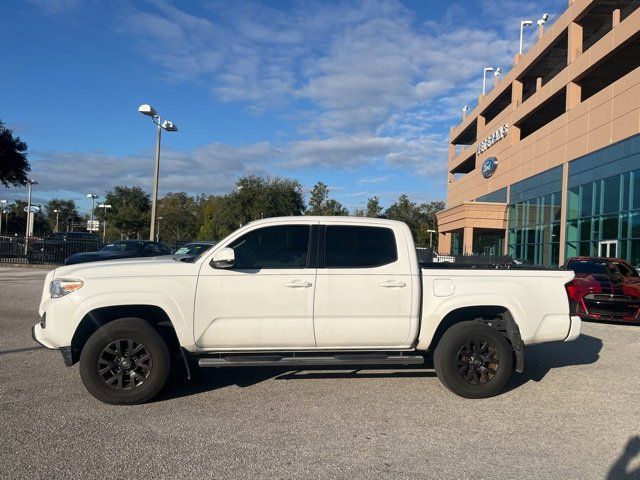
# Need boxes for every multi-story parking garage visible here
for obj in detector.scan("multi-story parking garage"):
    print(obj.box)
[436,0,640,266]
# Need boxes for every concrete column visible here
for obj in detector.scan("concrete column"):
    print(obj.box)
[558,162,569,265]
[477,115,486,137]
[512,79,523,107]
[449,142,456,162]
[463,227,474,254]
[567,22,583,63]
[613,9,621,27]
[504,186,511,256]
[438,232,451,255]
[566,81,581,110]
[513,53,523,67]
[536,77,543,91]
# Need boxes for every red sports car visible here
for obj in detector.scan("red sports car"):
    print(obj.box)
[564,257,640,323]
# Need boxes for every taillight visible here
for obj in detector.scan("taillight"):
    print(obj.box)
[565,281,584,315]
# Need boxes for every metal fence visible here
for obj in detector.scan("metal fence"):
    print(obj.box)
[0,235,103,265]
[0,235,192,266]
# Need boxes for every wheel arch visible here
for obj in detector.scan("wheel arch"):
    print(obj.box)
[69,305,181,366]
[421,305,524,372]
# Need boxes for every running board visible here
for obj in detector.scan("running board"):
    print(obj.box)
[198,353,425,368]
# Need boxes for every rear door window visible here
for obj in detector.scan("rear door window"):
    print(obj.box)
[324,226,397,268]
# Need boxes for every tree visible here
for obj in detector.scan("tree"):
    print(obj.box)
[0,121,30,187]
[197,176,306,241]
[366,196,383,217]
[5,200,48,235]
[45,199,80,233]
[307,181,348,216]
[102,186,150,239]
[157,192,198,244]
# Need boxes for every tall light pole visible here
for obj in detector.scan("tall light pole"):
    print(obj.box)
[519,20,533,55]
[138,104,178,241]
[98,203,112,241]
[24,179,38,254]
[0,200,7,235]
[86,194,98,233]
[427,229,436,248]
[156,216,162,242]
[53,209,60,233]
[482,67,494,95]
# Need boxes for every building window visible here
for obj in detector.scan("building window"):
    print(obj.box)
[451,231,463,256]
[565,169,640,265]
[508,192,561,265]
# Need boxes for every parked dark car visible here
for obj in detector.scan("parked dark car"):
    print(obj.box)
[29,232,100,263]
[173,241,216,259]
[64,240,172,265]
[564,256,640,323]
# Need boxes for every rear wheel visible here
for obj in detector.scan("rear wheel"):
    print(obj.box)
[434,321,513,399]
[79,318,170,405]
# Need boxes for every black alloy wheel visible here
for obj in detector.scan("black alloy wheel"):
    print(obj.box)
[97,339,153,390]
[434,321,513,399]
[455,339,499,385]
[80,318,170,405]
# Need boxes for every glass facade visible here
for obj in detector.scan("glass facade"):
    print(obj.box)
[565,171,640,262]
[508,166,563,265]
[473,230,504,256]
[565,135,640,265]
[508,192,562,265]
[476,187,507,203]
[451,231,462,255]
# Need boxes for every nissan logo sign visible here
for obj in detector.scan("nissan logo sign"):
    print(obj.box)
[481,157,498,178]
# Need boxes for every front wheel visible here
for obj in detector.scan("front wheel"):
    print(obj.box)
[79,318,171,405]
[434,321,513,399]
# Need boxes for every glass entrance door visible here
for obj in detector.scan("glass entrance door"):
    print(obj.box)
[598,240,617,258]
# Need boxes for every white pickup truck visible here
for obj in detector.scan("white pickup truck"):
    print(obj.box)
[33,216,581,404]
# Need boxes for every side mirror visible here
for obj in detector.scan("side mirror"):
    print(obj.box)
[211,247,235,269]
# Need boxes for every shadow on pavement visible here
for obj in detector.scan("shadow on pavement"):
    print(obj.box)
[157,364,435,401]
[607,436,640,480]
[0,345,44,356]
[507,333,602,391]
[158,334,602,401]
[155,366,287,402]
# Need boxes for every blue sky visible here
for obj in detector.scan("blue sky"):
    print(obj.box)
[1,0,562,213]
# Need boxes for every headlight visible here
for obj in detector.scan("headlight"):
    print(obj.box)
[50,279,84,298]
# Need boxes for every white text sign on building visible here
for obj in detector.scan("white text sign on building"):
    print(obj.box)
[477,124,509,155]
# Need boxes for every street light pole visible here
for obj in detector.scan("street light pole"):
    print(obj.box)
[98,203,112,242]
[519,20,533,55]
[150,121,162,242]
[86,194,98,233]
[24,179,38,254]
[0,200,7,235]
[427,229,436,248]
[138,104,178,241]
[156,216,162,242]
[53,209,59,233]
[482,67,494,95]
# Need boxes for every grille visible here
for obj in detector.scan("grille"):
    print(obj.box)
[583,294,639,318]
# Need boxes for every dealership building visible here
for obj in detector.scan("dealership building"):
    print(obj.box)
[436,0,640,266]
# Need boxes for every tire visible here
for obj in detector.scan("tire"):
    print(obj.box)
[79,318,171,405]
[434,321,513,399]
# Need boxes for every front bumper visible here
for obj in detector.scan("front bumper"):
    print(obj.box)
[565,315,581,342]
[32,321,74,367]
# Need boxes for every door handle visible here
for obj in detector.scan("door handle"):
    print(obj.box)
[284,280,313,288]
[379,280,406,288]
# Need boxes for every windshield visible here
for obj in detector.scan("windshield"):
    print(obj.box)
[567,260,613,275]
[176,243,215,260]
[100,241,143,253]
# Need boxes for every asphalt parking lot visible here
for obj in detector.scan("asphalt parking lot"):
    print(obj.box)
[1,265,639,479]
